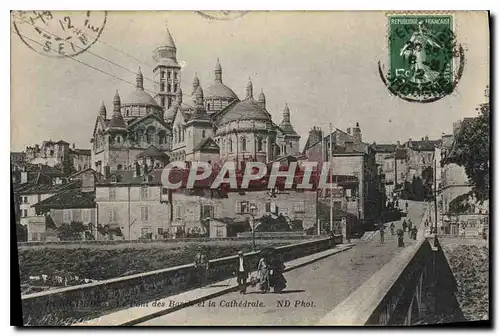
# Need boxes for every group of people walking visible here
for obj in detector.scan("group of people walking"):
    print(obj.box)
[236,249,287,295]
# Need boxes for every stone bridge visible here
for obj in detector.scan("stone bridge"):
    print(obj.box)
[20,201,480,326]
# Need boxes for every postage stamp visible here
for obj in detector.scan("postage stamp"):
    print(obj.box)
[380,13,464,103]
[12,11,107,58]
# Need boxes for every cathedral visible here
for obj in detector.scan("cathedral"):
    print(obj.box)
[90,24,301,175]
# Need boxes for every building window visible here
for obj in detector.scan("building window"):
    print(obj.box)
[241,137,247,152]
[168,97,172,108]
[293,201,306,213]
[202,205,214,219]
[167,71,171,80]
[175,206,183,219]
[108,208,117,224]
[174,84,177,93]
[202,130,206,138]
[257,138,263,152]
[216,226,224,238]
[237,201,249,214]
[174,72,178,80]
[32,233,38,241]
[23,196,28,203]
[141,186,149,200]
[158,227,164,235]
[140,206,149,221]
[160,71,165,79]
[228,138,233,152]
[161,97,165,107]
[265,202,271,213]
[160,83,165,92]
[63,210,71,223]
[109,187,116,200]
[23,209,27,217]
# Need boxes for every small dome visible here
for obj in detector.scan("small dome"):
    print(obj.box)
[219,98,271,125]
[205,82,239,100]
[121,89,161,107]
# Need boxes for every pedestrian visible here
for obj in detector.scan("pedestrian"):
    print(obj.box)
[405,201,408,212]
[379,224,385,243]
[397,228,405,247]
[236,251,250,294]
[402,219,407,232]
[411,226,418,240]
[408,219,413,232]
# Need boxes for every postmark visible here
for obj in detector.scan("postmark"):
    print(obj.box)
[378,14,465,103]
[12,11,107,58]
[196,11,249,21]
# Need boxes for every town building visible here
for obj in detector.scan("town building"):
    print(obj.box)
[302,123,385,227]
[440,120,473,215]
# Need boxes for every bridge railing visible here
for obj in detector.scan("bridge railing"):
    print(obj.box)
[21,237,333,326]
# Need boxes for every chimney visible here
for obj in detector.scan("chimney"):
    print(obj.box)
[396,140,401,147]
[72,143,76,149]
[352,122,362,145]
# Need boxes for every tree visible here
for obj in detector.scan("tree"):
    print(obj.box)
[443,88,490,201]
[57,221,87,241]
[62,153,75,176]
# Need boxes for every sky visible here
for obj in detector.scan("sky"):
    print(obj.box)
[10,11,489,151]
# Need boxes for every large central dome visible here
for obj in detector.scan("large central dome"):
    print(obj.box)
[205,82,238,100]
[219,98,271,125]
[121,68,161,108]
[121,89,160,107]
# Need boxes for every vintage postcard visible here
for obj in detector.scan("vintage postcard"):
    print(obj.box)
[11,10,490,326]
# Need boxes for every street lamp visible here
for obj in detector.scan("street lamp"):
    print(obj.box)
[249,202,258,250]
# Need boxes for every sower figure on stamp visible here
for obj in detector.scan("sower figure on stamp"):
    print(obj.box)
[236,251,250,294]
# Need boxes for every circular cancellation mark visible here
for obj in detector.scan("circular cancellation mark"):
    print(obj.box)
[12,11,107,58]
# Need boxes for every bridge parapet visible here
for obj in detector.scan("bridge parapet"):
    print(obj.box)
[318,237,459,326]
[21,237,333,326]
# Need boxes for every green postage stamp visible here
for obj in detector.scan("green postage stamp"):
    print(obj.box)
[384,14,463,103]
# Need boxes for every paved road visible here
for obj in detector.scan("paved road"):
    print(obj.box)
[140,202,426,326]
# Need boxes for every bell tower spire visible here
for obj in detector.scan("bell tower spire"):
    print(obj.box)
[215,58,222,83]
[153,22,181,110]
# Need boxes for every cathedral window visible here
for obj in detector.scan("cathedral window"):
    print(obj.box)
[174,84,177,93]
[159,130,166,145]
[167,71,171,80]
[160,83,165,92]
[181,126,185,142]
[160,71,165,79]
[174,72,178,80]
[146,128,155,144]
[167,97,172,108]
[228,138,233,152]
[167,83,171,93]
[137,129,144,143]
[161,97,165,107]
[257,138,263,152]
[241,137,247,152]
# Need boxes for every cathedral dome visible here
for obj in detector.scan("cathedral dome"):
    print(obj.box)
[218,98,271,125]
[121,89,160,107]
[205,82,239,100]
[121,68,161,108]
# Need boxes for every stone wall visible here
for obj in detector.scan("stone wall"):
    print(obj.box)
[21,238,332,326]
